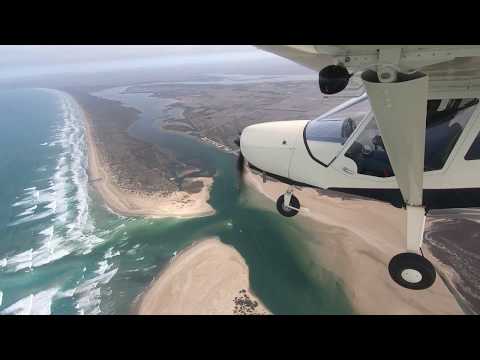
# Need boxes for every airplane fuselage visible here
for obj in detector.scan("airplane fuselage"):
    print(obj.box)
[240,96,480,210]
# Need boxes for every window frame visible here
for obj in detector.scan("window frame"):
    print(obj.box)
[336,111,398,183]
[425,98,480,175]
[303,101,371,167]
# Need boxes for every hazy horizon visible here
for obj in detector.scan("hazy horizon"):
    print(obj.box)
[0,45,314,88]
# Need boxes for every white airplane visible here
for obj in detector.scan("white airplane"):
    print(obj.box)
[237,45,480,290]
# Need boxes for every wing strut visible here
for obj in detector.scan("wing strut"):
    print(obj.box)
[362,70,430,254]
[362,70,428,253]
[361,70,437,289]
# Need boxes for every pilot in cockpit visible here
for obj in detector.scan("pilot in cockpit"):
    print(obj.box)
[345,97,479,177]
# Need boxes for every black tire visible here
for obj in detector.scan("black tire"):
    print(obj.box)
[276,194,300,217]
[388,252,436,290]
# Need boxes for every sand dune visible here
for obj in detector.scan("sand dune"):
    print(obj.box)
[134,238,270,315]
[245,168,463,315]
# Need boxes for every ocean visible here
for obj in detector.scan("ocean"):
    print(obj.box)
[0,87,353,314]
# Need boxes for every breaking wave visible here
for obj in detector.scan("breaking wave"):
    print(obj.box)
[0,287,61,315]
[0,90,114,315]
[3,92,101,267]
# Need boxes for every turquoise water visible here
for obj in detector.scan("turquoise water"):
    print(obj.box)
[0,87,353,314]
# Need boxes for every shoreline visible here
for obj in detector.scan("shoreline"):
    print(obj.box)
[245,168,464,314]
[78,96,216,219]
[133,237,271,315]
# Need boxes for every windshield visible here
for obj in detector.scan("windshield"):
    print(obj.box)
[304,97,371,165]
[305,118,355,144]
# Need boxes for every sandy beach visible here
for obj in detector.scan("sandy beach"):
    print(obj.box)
[245,168,464,314]
[82,107,215,219]
[134,237,270,315]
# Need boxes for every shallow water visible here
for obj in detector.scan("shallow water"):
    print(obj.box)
[0,86,353,314]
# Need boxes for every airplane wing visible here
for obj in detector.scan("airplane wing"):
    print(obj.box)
[257,45,480,98]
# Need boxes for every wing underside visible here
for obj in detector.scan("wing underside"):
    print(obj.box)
[257,45,480,98]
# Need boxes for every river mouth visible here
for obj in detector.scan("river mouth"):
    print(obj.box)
[90,84,354,314]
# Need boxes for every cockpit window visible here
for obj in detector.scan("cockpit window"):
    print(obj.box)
[344,98,478,177]
[304,97,370,165]
[344,117,393,177]
[424,98,478,170]
[465,130,480,160]
[305,118,356,144]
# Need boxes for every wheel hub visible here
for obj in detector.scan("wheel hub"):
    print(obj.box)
[400,269,422,284]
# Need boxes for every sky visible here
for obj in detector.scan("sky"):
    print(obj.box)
[0,45,279,81]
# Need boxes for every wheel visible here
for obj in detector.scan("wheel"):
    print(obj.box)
[276,194,300,217]
[388,252,436,290]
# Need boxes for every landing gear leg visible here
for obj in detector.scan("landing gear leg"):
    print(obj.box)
[276,186,300,217]
[388,206,436,290]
